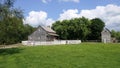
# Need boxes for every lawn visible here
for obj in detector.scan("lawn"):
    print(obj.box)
[0,43,120,68]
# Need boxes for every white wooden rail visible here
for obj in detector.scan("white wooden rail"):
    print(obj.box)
[22,40,81,46]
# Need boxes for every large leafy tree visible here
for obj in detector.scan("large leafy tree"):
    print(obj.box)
[0,0,34,45]
[52,17,91,40]
[88,18,105,40]
[52,17,105,41]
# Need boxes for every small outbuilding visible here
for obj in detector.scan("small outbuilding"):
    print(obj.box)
[101,28,111,43]
[28,26,58,41]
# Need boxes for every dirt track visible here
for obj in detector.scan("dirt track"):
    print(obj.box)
[0,43,22,49]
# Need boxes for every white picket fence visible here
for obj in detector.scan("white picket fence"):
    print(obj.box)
[22,40,81,46]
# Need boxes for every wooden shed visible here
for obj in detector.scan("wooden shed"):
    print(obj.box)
[28,26,58,41]
[101,28,111,43]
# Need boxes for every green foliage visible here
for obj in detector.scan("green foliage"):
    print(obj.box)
[0,43,120,68]
[52,17,105,41]
[88,18,105,40]
[111,30,120,40]
[0,0,34,45]
[52,17,91,40]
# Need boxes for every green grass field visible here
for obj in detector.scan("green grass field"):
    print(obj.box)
[0,43,120,68]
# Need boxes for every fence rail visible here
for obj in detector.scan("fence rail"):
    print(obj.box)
[22,40,81,46]
[84,40,120,43]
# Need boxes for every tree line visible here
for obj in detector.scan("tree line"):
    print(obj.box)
[111,30,120,40]
[0,0,34,45]
[52,17,105,41]
[52,17,120,41]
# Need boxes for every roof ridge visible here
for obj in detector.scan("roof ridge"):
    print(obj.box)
[40,26,56,33]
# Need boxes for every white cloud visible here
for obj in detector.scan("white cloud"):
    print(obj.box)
[58,9,79,20]
[41,0,80,3]
[58,4,120,31]
[24,4,120,31]
[79,4,120,31]
[42,0,47,3]
[41,0,51,3]
[24,11,54,27]
[59,0,80,3]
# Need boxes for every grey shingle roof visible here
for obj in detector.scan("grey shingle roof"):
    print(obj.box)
[41,26,55,33]
[38,26,58,36]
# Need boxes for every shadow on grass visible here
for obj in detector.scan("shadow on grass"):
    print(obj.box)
[0,48,24,55]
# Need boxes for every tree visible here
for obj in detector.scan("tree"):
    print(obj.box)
[0,0,34,45]
[52,17,91,41]
[88,18,105,40]
[111,30,120,40]
[52,17,105,41]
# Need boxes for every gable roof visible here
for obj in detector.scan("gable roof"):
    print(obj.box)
[28,25,58,38]
[39,25,58,36]
[102,28,111,33]
[41,26,55,33]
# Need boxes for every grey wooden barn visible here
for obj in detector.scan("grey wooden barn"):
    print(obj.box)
[101,28,111,43]
[28,26,58,41]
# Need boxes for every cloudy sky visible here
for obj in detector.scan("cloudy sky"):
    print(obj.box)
[14,0,120,31]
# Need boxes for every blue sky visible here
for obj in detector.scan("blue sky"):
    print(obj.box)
[14,0,120,31]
